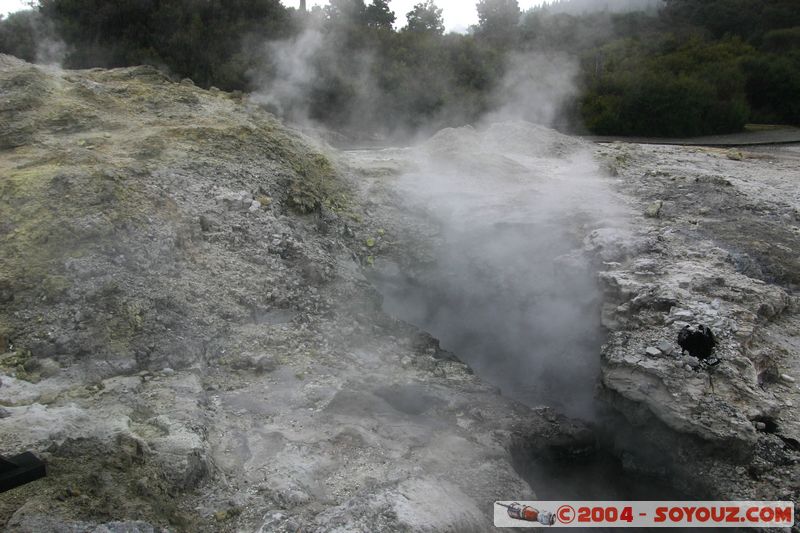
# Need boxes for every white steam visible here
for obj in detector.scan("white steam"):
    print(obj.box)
[249,28,325,121]
[374,122,627,418]
[253,15,628,418]
[250,26,378,135]
[485,52,580,128]
[36,34,67,67]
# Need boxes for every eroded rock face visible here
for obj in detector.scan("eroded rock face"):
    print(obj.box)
[595,142,800,501]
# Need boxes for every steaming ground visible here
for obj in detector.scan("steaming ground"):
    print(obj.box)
[348,125,800,518]
[365,123,626,418]
[1,55,799,531]
[0,55,598,532]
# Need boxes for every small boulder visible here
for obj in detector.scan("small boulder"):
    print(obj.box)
[645,200,663,218]
[682,355,700,368]
[231,353,276,373]
[726,149,744,161]
[645,346,662,357]
[657,340,674,356]
[215,190,254,211]
[38,358,61,378]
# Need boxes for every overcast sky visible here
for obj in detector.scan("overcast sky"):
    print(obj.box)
[295,1,548,32]
[1,1,548,33]
[0,0,29,17]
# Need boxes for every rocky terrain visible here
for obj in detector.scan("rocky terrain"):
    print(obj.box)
[595,141,800,502]
[1,54,798,532]
[0,55,593,532]
[345,127,800,522]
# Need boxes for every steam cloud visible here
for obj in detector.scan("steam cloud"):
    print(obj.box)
[250,26,380,137]
[250,28,327,122]
[252,14,627,419]
[485,52,580,128]
[250,22,581,141]
[374,123,625,418]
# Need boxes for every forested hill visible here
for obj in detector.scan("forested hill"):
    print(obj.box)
[0,0,798,138]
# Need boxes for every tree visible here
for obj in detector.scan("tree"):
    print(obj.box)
[405,1,444,35]
[0,10,42,62]
[325,0,367,25]
[365,0,395,30]
[476,0,520,46]
[37,0,291,89]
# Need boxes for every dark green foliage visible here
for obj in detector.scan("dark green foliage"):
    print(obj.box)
[743,51,800,124]
[366,0,395,29]
[581,37,755,136]
[0,0,796,138]
[0,10,46,62]
[663,0,800,41]
[404,1,445,35]
[476,0,521,47]
[35,0,292,90]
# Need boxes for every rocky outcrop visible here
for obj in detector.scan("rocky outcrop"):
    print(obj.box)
[594,142,800,502]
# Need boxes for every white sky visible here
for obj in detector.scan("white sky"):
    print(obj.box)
[295,1,548,32]
[1,0,548,33]
[1,0,30,17]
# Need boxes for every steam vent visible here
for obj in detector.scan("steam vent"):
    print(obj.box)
[1,1,799,528]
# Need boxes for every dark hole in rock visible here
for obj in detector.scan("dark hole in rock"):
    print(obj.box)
[372,220,689,504]
[509,432,683,502]
[778,436,800,452]
[753,416,779,434]
[677,324,717,360]
[757,366,781,387]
